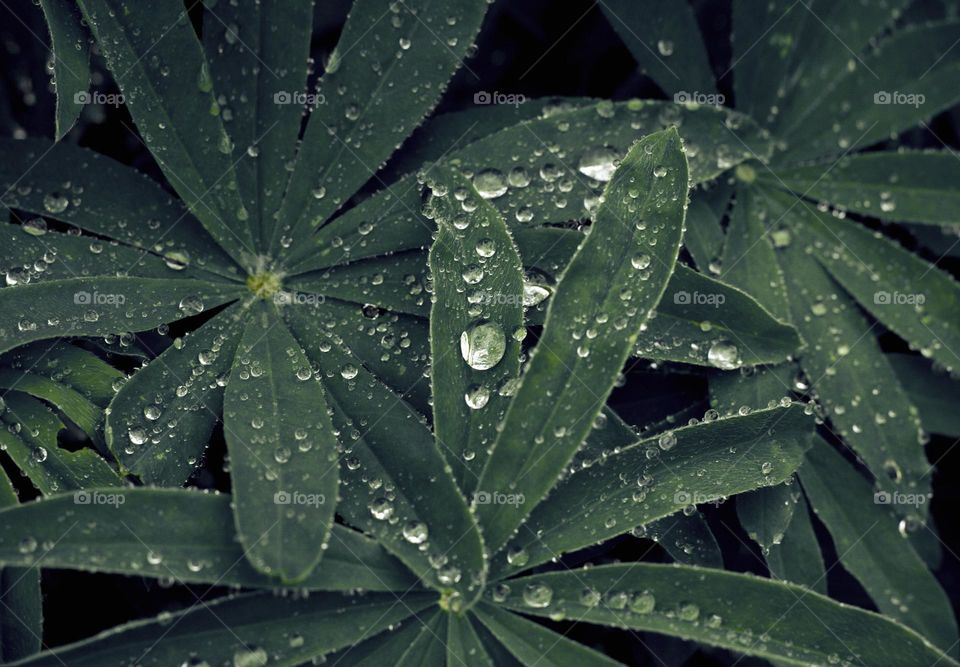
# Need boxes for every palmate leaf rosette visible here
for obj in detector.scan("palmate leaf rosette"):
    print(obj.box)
[0,126,952,666]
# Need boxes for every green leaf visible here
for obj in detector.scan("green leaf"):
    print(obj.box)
[1,342,123,407]
[0,488,415,591]
[799,438,958,655]
[395,612,448,665]
[283,306,486,602]
[475,127,689,552]
[778,21,960,162]
[599,0,716,96]
[473,603,619,667]
[490,564,957,667]
[799,203,960,372]
[202,0,315,248]
[888,353,960,436]
[39,0,91,139]
[736,481,798,550]
[425,169,524,491]
[510,226,801,367]
[0,476,41,663]
[768,188,931,510]
[0,277,245,356]
[76,0,256,267]
[721,185,790,321]
[323,615,433,666]
[447,613,496,667]
[0,138,239,280]
[283,100,771,274]
[644,264,801,367]
[765,492,827,594]
[0,368,101,439]
[223,302,339,583]
[272,0,491,257]
[490,405,812,578]
[644,510,723,568]
[0,392,120,494]
[771,151,960,226]
[106,304,246,485]
[683,186,729,272]
[6,591,434,667]
[709,363,796,416]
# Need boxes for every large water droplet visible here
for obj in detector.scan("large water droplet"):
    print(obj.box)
[460,321,506,370]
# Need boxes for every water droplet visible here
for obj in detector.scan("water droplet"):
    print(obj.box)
[43,192,69,214]
[340,364,359,380]
[630,591,656,614]
[577,146,619,181]
[22,218,47,236]
[657,39,674,56]
[523,583,553,608]
[707,340,740,370]
[678,602,700,621]
[473,169,508,199]
[368,497,394,520]
[464,385,491,410]
[402,520,429,544]
[460,321,506,371]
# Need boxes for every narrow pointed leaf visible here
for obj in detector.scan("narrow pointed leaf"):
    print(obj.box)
[202,0,315,247]
[0,138,239,279]
[801,205,960,371]
[0,489,415,591]
[1,341,123,407]
[0,368,101,438]
[476,128,689,552]
[223,302,339,582]
[0,392,121,493]
[737,482,799,550]
[645,511,723,568]
[283,101,771,274]
[772,151,960,226]
[765,493,827,594]
[599,0,716,96]
[7,591,433,667]
[473,603,619,667]
[76,0,256,267]
[683,189,727,272]
[426,169,524,490]
[107,304,246,485]
[447,613,496,667]
[889,353,960,436]
[0,277,245,356]
[491,564,957,667]
[491,405,811,577]
[721,185,790,321]
[768,188,931,508]
[284,306,486,601]
[0,476,41,663]
[272,0,491,256]
[39,0,90,139]
[779,21,960,162]
[800,438,958,655]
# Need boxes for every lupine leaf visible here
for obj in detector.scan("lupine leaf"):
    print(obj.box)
[476,127,689,552]
[39,0,90,139]
[0,488,415,591]
[490,564,957,667]
[0,476,41,662]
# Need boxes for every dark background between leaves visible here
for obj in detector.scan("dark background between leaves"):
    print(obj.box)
[1,0,958,664]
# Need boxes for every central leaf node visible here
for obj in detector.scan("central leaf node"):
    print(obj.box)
[246,271,282,299]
